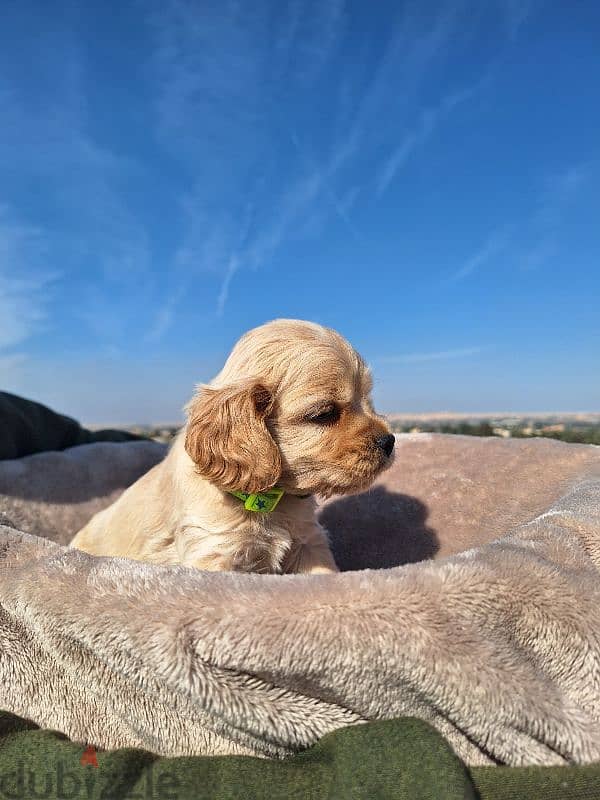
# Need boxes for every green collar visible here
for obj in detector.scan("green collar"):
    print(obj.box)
[228,488,312,512]
[229,488,285,513]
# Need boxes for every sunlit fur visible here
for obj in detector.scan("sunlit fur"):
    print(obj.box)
[71,319,393,574]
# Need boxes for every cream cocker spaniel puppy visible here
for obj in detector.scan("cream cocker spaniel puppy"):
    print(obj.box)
[71,319,395,574]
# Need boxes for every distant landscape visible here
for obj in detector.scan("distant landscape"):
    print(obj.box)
[388,413,600,445]
[119,413,600,446]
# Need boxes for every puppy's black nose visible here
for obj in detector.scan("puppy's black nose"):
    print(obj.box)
[375,434,395,457]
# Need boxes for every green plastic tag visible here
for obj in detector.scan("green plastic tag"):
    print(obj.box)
[229,487,284,513]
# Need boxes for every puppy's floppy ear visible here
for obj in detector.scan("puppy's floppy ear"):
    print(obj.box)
[184,380,281,494]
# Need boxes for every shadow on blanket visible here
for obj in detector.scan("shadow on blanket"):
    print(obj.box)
[1,398,600,770]
[322,487,439,569]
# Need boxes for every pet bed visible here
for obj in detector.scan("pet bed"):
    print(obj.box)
[1,396,600,790]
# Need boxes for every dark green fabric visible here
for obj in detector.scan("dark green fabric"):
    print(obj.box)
[0,713,474,800]
[0,392,144,461]
[2,712,600,800]
[471,764,600,800]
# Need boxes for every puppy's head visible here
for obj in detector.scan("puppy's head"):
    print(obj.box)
[185,319,394,498]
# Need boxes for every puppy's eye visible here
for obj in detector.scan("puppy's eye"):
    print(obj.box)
[308,406,340,425]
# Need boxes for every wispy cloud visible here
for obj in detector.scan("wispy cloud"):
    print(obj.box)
[145,1,529,316]
[501,0,537,39]
[449,227,513,282]
[0,33,152,350]
[378,346,485,364]
[0,205,60,354]
[331,3,473,181]
[535,163,591,227]
[147,0,287,315]
[242,171,325,270]
[0,352,27,392]
[232,5,479,295]
[519,162,592,271]
[147,1,481,315]
[145,283,188,343]
[447,161,592,282]
[292,0,346,85]
[216,255,240,318]
[376,83,482,196]
[289,131,366,243]
[0,353,26,370]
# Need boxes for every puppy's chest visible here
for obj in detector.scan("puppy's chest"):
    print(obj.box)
[180,512,312,574]
[233,516,295,573]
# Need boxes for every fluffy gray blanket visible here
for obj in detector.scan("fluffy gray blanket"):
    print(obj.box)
[1,434,600,766]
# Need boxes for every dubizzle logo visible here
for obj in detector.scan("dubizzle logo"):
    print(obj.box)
[80,745,98,768]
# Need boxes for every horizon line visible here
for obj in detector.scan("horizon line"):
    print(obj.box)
[84,410,600,428]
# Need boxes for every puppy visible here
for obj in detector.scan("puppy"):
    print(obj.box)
[70,319,394,574]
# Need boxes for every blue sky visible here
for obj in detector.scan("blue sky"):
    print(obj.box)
[1,0,599,422]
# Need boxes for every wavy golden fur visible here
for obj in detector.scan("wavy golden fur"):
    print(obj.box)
[71,319,394,573]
